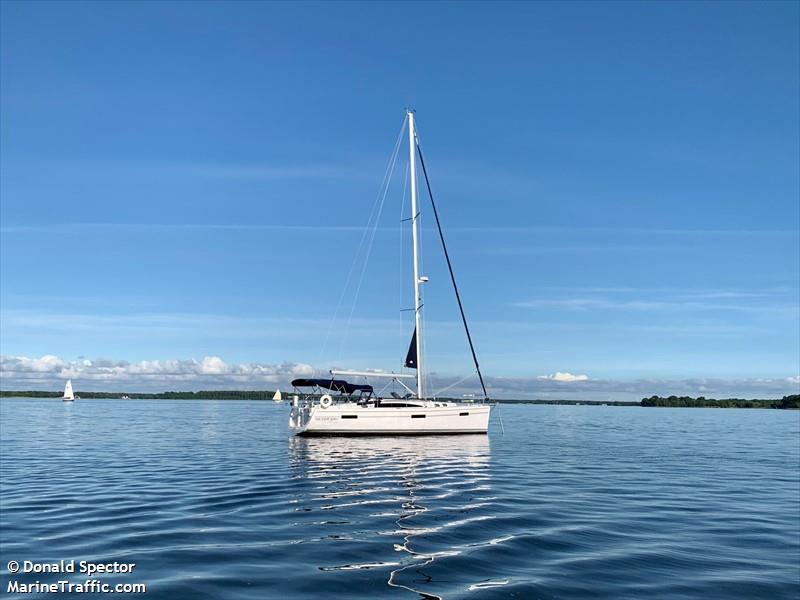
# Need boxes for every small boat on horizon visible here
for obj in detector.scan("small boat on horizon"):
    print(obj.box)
[273,389,283,402]
[289,110,491,436]
[62,379,75,402]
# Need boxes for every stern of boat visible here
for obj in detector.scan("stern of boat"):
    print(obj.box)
[288,396,312,434]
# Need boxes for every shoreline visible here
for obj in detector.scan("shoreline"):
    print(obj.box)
[1,392,797,409]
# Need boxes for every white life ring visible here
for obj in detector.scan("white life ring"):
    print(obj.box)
[319,394,333,408]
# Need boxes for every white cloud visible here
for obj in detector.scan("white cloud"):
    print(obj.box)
[200,356,228,375]
[511,284,800,316]
[512,297,796,313]
[7,354,66,372]
[537,371,590,382]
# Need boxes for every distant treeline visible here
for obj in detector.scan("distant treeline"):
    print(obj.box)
[2,391,798,408]
[641,394,800,409]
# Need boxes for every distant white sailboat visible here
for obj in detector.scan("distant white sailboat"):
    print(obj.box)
[273,389,283,402]
[62,379,75,402]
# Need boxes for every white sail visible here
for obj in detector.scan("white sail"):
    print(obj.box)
[273,389,282,402]
[63,379,74,400]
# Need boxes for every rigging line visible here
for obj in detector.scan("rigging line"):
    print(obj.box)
[399,160,409,372]
[414,136,489,400]
[433,372,478,397]
[323,115,407,363]
[338,117,405,358]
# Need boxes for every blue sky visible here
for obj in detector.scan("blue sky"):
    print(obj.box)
[1,1,798,399]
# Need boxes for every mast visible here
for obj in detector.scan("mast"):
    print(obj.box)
[408,110,424,399]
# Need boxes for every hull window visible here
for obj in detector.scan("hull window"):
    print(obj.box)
[341,415,358,419]
[459,412,469,416]
[411,414,426,419]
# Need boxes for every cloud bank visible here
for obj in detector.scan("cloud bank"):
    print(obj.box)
[1,355,798,400]
[537,372,590,382]
[0,355,313,391]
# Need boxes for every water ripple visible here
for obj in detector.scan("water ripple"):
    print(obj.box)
[1,399,798,599]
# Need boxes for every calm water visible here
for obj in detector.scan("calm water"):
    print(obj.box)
[0,399,798,599]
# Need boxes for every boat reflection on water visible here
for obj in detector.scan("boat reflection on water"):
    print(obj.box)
[288,435,497,598]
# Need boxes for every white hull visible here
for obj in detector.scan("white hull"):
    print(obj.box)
[62,398,74,402]
[290,401,490,436]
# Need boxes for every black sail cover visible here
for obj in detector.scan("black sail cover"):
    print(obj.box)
[404,327,417,369]
[290,378,373,395]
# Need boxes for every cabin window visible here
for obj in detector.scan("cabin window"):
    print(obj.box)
[411,414,426,419]
[341,415,358,419]
[459,412,469,416]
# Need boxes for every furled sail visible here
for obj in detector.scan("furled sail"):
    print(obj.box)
[404,328,417,369]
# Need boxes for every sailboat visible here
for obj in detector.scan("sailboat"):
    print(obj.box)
[273,389,283,402]
[62,379,75,402]
[289,110,491,435]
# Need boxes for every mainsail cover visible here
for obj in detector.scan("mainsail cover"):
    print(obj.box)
[404,328,417,369]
